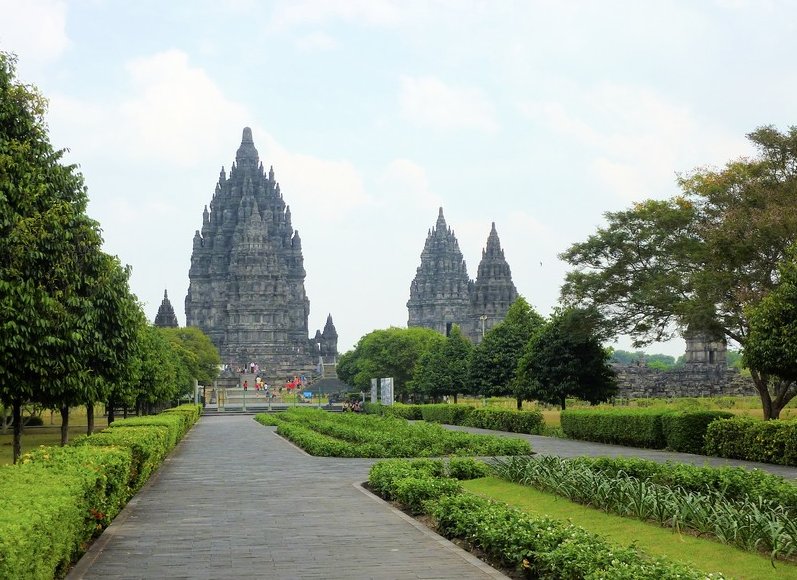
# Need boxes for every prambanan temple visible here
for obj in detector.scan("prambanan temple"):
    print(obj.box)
[185,128,337,379]
[407,208,518,343]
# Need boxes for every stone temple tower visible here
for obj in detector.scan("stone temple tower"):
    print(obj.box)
[185,127,335,379]
[153,289,179,328]
[469,223,518,341]
[407,209,519,343]
[407,208,473,337]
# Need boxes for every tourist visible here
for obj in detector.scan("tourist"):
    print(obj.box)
[243,380,248,391]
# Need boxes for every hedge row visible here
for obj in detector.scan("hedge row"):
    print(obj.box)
[0,404,202,580]
[705,417,797,466]
[367,459,723,579]
[367,403,545,435]
[561,408,733,452]
[255,408,533,457]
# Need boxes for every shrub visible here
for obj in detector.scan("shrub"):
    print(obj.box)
[23,415,44,427]
[420,404,473,425]
[368,459,445,498]
[705,417,797,466]
[108,414,186,449]
[393,475,462,514]
[383,403,423,420]
[463,407,544,434]
[660,410,733,454]
[561,408,666,448]
[447,457,490,480]
[74,425,171,490]
[362,402,383,415]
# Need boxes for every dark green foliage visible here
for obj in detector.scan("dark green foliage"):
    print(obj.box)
[254,408,532,457]
[705,417,797,466]
[660,411,733,454]
[411,324,473,401]
[430,491,719,578]
[561,408,667,448]
[565,456,797,509]
[516,307,617,410]
[108,414,188,449]
[419,404,473,424]
[468,297,545,405]
[462,407,545,434]
[447,457,490,480]
[561,408,731,452]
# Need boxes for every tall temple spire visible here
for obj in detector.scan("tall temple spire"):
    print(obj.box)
[185,127,335,379]
[154,289,179,328]
[470,222,518,341]
[407,207,473,337]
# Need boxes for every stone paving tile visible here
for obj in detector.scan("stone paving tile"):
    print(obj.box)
[68,416,508,580]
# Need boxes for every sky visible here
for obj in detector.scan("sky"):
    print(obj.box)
[2,0,795,358]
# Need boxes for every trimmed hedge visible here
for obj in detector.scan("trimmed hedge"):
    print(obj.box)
[420,404,473,425]
[705,417,797,466]
[363,402,423,419]
[463,407,545,435]
[561,408,732,452]
[0,405,200,580]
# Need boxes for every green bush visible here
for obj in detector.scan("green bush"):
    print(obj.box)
[420,404,473,425]
[463,407,544,434]
[74,425,171,490]
[561,408,666,448]
[368,459,445,498]
[447,457,490,480]
[362,402,383,415]
[705,417,797,466]
[23,415,44,427]
[0,465,89,579]
[393,475,462,514]
[660,410,733,454]
[23,445,133,526]
[383,403,423,420]
[108,414,186,449]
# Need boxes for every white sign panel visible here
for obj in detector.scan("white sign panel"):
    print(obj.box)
[380,377,394,406]
[370,378,378,403]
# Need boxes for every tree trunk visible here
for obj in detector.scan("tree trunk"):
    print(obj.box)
[60,406,69,446]
[752,370,778,420]
[453,393,458,404]
[12,400,22,464]
[86,404,95,435]
[107,398,115,425]
[516,397,522,410]
[561,395,567,411]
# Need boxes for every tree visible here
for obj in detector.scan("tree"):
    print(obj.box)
[743,245,797,417]
[159,326,221,396]
[411,324,472,402]
[561,126,797,419]
[516,308,617,410]
[0,52,106,460]
[336,327,445,400]
[468,297,545,409]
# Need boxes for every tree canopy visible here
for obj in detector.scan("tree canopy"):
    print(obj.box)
[561,125,797,418]
[411,324,472,402]
[468,296,545,408]
[516,308,617,410]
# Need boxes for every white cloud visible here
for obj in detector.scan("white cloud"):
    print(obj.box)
[377,159,441,211]
[272,0,403,29]
[399,75,498,132]
[0,0,69,64]
[295,32,339,51]
[520,83,751,200]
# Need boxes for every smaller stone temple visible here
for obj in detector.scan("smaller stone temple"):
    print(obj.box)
[153,289,179,328]
[407,208,518,343]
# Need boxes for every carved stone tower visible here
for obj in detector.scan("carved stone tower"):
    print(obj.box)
[407,209,519,343]
[469,223,518,342]
[683,328,727,366]
[407,208,473,337]
[185,127,334,379]
[153,289,179,328]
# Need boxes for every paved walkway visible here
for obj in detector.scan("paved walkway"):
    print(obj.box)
[68,415,507,580]
[69,415,797,580]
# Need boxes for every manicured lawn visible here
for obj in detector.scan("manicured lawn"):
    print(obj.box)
[462,476,797,580]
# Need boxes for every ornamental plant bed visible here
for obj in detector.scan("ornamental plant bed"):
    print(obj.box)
[254,408,532,457]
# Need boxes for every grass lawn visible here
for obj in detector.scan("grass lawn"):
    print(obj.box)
[462,476,797,580]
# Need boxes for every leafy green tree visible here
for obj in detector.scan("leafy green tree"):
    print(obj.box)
[468,297,545,409]
[744,246,797,417]
[337,327,445,400]
[0,52,122,459]
[159,326,221,395]
[411,324,472,402]
[516,308,617,410]
[561,125,797,419]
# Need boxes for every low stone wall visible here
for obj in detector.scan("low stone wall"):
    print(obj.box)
[613,364,756,399]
